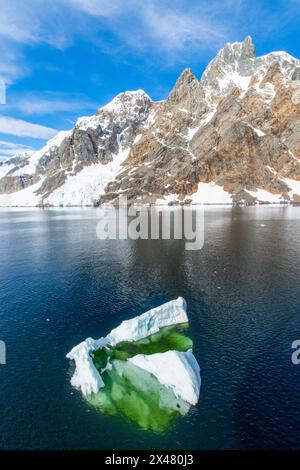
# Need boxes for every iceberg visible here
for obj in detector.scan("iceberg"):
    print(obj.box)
[66,297,201,431]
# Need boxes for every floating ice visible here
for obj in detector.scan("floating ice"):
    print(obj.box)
[66,297,201,430]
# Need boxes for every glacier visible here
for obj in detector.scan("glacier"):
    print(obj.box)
[66,297,201,407]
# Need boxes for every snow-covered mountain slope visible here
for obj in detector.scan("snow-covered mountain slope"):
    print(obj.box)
[0,90,156,206]
[2,36,300,206]
[103,36,300,205]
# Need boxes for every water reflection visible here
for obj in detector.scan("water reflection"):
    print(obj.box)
[87,361,190,433]
[1,206,300,448]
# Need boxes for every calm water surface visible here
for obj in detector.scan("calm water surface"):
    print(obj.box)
[1,206,300,449]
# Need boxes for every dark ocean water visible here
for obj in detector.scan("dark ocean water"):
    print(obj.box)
[1,206,300,449]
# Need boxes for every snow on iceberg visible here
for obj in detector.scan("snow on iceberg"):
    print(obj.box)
[107,296,188,345]
[129,349,200,405]
[66,337,109,396]
[66,297,200,407]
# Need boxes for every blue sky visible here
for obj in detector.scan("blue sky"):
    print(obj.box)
[0,0,300,159]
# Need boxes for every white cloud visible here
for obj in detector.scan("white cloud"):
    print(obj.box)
[66,0,229,56]
[66,0,125,17]
[0,140,33,159]
[65,0,300,62]
[129,2,228,55]
[0,0,234,83]
[8,92,97,116]
[0,0,77,82]
[0,1,72,47]
[0,0,299,83]
[0,116,57,139]
[0,40,29,84]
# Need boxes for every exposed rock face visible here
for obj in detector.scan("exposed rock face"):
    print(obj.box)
[0,90,156,206]
[0,174,39,194]
[101,36,300,205]
[1,37,300,206]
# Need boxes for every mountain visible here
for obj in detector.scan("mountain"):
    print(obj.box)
[1,36,300,207]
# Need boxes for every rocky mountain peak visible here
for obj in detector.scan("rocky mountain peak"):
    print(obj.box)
[215,35,255,66]
[200,36,257,103]
[1,38,300,207]
[241,35,256,58]
[227,35,256,61]
[99,89,152,115]
[166,67,206,115]
[203,35,255,73]
[76,90,153,132]
[74,89,155,151]
[172,67,198,86]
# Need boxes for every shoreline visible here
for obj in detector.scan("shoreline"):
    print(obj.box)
[0,202,298,209]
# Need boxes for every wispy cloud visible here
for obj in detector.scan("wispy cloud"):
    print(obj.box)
[64,0,300,61]
[0,116,57,139]
[1,0,299,86]
[0,0,73,47]
[130,2,228,55]
[66,0,125,17]
[7,92,97,116]
[0,0,78,82]
[0,140,33,159]
[1,0,300,87]
[66,0,230,57]
[0,0,241,83]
